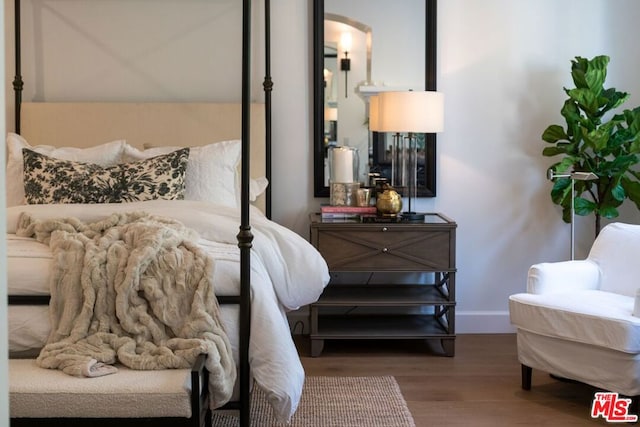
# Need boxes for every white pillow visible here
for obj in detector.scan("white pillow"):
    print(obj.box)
[5,133,126,207]
[123,141,268,209]
[249,176,269,203]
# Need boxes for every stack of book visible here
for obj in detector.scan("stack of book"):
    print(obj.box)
[320,204,377,220]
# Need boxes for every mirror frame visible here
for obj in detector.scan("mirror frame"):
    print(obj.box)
[313,0,438,198]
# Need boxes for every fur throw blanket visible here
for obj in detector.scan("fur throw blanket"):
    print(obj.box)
[16,211,236,408]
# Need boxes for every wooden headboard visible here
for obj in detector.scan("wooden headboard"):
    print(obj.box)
[19,102,267,212]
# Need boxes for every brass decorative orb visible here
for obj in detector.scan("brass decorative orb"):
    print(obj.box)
[376,184,402,217]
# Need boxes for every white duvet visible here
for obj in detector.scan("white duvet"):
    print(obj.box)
[6,200,330,422]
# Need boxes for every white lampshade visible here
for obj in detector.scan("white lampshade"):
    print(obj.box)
[379,91,444,133]
[369,95,380,131]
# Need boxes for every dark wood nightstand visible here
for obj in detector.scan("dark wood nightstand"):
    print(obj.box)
[309,213,457,357]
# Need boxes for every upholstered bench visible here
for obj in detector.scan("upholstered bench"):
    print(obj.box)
[9,355,211,427]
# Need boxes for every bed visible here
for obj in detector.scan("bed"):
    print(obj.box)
[6,1,329,426]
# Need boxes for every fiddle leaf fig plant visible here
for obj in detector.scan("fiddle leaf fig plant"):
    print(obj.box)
[542,55,640,236]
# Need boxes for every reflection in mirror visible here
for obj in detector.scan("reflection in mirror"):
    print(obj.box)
[322,14,372,186]
[313,0,437,198]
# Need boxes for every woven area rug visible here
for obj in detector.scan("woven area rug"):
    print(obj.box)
[212,376,415,427]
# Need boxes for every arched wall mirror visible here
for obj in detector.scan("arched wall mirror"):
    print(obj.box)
[313,0,437,197]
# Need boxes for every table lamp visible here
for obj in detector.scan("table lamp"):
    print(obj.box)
[377,91,444,220]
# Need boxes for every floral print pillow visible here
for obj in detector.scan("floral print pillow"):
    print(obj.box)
[22,147,190,204]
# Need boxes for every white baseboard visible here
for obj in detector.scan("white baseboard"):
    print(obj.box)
[456,311,516,334]
[287,309,516,335]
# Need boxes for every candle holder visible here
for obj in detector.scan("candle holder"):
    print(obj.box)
[328,146,359,183]
[328,145,360,206]
[329,181,360,206]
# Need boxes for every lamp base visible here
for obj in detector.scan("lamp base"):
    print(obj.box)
[401,211,425,222]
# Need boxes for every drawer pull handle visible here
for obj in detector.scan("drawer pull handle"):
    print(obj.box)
[382,227,388,232]
[382,247,389,253]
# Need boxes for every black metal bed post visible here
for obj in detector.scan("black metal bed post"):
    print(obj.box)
[237,0,253,426]
[263,0,272,220]
[13,0,23,133]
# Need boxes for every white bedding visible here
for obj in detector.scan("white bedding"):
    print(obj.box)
[6,200,330,422]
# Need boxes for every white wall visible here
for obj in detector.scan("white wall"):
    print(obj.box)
[4,0,640,334]
[430,0,640,331]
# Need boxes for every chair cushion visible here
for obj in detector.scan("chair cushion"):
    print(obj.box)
[509,289,640,353]
[589,222,640,297]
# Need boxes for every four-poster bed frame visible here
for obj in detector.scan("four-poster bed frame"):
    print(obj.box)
[8,1,272,426]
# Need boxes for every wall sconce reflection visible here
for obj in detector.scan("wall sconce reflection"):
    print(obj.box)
[340,32,352,98]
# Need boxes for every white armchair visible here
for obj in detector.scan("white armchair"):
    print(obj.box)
[509,222,640,397]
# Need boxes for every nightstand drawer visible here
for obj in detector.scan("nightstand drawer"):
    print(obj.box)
[315,227,454,272]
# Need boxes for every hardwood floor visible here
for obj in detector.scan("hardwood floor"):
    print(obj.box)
[296,334,618,426]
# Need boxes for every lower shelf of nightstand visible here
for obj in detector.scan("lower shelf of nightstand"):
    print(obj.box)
[309,314,455,357]
[314,284,452,306]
